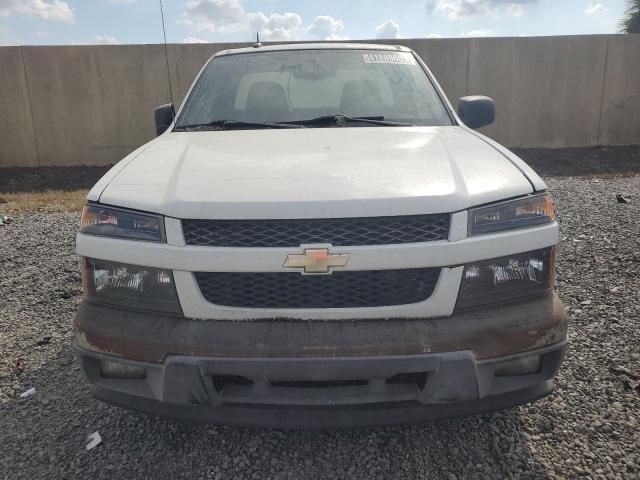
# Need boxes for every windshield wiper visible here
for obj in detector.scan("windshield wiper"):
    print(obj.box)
[281,115,413,127]
[174,119,304,131]
[175,115,412,131]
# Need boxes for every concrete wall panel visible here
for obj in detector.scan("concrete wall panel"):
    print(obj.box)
[598,35,640,146]
[22,45,171,166]
[0,35,638,167]
[469,36,608,148]
[0,47,39,167]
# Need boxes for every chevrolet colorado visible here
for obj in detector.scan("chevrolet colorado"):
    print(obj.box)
[74,43,567,427]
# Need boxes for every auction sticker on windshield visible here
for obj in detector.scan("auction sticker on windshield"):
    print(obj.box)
[362,52,416,65]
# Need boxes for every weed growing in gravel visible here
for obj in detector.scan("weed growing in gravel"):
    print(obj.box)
[0,190,87,213]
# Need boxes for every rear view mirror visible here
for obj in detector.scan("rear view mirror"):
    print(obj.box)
[154,103,175,136]
[457,96,495,129]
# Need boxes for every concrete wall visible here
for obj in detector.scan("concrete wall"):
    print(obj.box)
[1,35,639,167]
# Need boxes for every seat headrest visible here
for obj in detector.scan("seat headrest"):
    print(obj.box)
[339,79,385,117]
[245,81,290,122]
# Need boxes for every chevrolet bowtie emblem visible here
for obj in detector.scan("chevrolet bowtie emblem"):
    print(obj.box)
[283,248,350,274]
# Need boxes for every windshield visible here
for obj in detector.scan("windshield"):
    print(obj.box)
[175,49,453,129]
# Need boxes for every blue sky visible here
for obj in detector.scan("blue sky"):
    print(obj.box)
[0,0,629,46]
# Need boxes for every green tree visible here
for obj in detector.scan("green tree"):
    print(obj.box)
[621,0,640,33]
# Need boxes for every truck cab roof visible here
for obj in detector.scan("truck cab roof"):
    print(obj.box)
[215,42,412,57]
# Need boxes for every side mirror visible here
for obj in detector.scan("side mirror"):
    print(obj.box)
[154,103,175,136]
[457,96,495,129]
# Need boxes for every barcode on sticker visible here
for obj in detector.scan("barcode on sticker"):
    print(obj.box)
[363,53,416,65]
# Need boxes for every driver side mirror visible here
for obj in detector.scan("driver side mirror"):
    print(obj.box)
[457,96,495,129]
[154,103,175,136]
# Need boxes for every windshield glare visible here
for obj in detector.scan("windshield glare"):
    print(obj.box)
[176,49,453,128]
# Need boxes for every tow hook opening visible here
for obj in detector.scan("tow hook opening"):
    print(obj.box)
[210,372,430,393]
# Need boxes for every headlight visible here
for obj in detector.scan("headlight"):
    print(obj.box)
[456,248,554,310]
[81,205,165,242]
[82,258,181,314]
[469,193,554,235]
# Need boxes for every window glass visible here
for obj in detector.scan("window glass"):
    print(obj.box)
[177,49,453,127]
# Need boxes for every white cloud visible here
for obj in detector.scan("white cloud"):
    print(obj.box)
[463,28,494,36]
[427,33,444,38]
[178,1,346,41]
[375,19,400,39]
[248,12,303,41]
[178,0,247,33]
[183,36,208,43]
[307,15,346,40]
[93,35,118,44]
[506,4,525,16]
[0,0,73,22]
[585,3,608,15]
[0,25,16,45]
[426,0,538,19]
[74,35,119,45]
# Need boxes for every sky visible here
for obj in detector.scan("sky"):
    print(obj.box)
[0,0,630,46]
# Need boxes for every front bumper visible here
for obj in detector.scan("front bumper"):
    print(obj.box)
[74,292,567,427]
[76,341,566,428]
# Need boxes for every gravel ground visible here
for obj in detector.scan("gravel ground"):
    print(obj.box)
[1,175,639,480]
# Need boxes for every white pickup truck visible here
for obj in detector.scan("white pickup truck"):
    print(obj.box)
[74,43,567,427]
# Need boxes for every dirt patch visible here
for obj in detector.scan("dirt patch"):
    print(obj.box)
[0,190,87,213]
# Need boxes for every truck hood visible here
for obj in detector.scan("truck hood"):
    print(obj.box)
[97,127,534,219]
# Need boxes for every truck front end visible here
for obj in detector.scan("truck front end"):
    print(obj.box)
[74,44,567,427]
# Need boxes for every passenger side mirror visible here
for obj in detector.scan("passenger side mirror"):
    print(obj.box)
[457,96,495,129]
[154,103,175,136]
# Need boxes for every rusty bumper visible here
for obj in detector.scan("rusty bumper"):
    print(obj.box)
[73,293,567,426]
[74,292,567,363]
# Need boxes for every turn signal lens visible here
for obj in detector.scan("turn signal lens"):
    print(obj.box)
[82,258,181,314]
[456,248,554,309]
[469,193,554,235]
[81,205,164,242]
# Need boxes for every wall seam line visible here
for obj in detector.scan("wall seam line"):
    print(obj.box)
[465,39,471,95]
[20,46,41,167]
[595,36,610,146]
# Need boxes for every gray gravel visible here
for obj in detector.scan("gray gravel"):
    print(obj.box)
[1,175,639,480]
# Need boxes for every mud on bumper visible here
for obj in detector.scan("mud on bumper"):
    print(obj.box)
[74,292,567,427]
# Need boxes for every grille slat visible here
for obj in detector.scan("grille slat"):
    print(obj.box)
[195,268,440,309]
[182,215,450,247]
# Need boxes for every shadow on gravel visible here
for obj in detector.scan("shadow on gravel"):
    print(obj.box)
[0,165,112,193]
[513,145,640,177]
[1,345,552,480]
[0,145,639,195]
